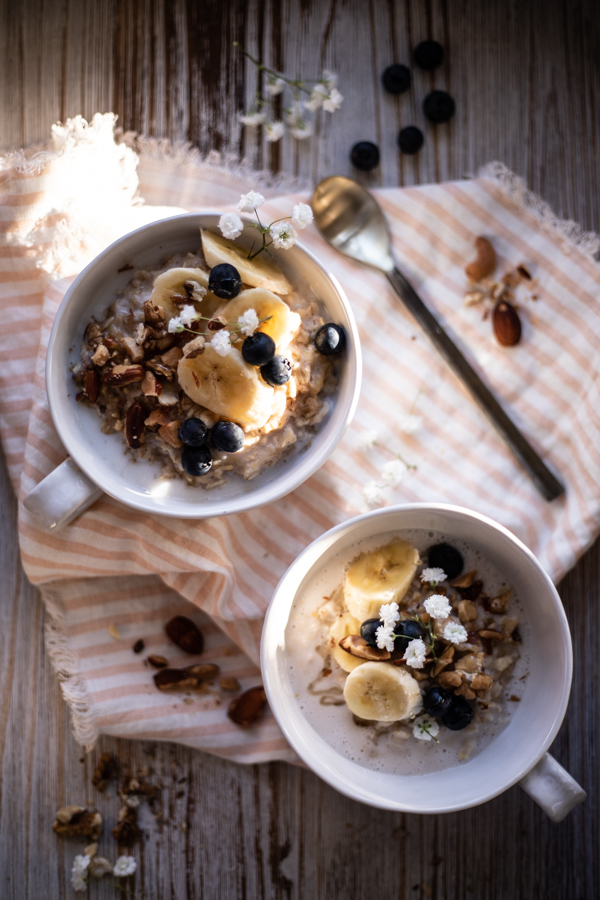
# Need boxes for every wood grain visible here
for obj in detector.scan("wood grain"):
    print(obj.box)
[1,0,599,897]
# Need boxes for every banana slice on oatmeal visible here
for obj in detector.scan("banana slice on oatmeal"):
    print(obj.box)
[177,345,278,430]
[328,612,365,673]
[344,542,421,623]
[343,662,422,722]
[223,288,301,350]
[149,267,221,320]
[201,229,292,294]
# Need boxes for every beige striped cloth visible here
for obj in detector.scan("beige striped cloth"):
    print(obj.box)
[2,114,599,762]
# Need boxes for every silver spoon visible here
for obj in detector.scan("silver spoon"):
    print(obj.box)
[312,175,565,502]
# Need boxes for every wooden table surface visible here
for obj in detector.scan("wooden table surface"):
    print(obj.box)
[1,1,599,897]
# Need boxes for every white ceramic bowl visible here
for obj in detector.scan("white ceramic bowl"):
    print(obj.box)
[261,504,583,818]
[27,213,361,526]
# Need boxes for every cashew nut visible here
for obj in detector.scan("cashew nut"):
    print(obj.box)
[465,236,496,281]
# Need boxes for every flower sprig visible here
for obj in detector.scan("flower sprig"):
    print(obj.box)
[413,717,440,743]
[167,304,273,359]
[218,191,313,261]
[71,852,137,893]
[235,43,343,143]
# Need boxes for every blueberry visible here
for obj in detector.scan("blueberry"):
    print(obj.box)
[423,686,453,718]
[178,417,209,447]
[392,619,425,653]
[441,695,474,731]
[242,332,276,366]
[398,126,424,155]
[427,542,464,580]
[423,90,455,124]
[381,64,411,95]
[350,141,380,172]
[212,420,244,453]
[181,444,212,477]
[208,263,242,300]
[314,323,346,356]
[260,355,291,386]
[360,618,382,648]
[414,40,444,70]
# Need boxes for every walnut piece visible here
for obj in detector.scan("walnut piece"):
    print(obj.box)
[53,807,103,839]
[159,420,183,448]
[91,752,115,792]
[122,336,145,362]
[458,599,478,624]
[91,344,110,367]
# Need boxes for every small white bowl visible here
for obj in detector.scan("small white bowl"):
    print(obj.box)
[261,504,584,819]
[27,213,361,526]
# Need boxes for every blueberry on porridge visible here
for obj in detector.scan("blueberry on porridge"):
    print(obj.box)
[73,221,345,489]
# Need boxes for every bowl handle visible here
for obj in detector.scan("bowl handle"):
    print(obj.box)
[23,458,103,531]
[519,752,586,822]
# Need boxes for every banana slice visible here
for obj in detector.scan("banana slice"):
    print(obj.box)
[177,346,275,430]
[343,662,422,722]
[150,267,222,320]
[221,288,301,350]
[328,612,365,673]
[344,541,421,623]
[201,229,292,294]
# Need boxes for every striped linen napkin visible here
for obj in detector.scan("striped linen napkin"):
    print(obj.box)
[2,114,599,761]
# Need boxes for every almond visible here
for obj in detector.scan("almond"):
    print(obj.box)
[227,686,267,726]
[465,236,496,281]
[125,399,146,449]
[220,676,241,692]
[165,616,204,655]
[153,668,199,691]
[493,299,521,346]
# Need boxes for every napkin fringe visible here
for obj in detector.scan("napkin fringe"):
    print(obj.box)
[478,161,600,263]
[42,585,99,750]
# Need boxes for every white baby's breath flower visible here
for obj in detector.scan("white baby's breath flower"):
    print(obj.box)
[290,119,313,139]
[179,304,200,328]
[379,601,400,628]
[265,121,285,142]
[375,623,395,652]
[357,429,378,452]
[269,220,297,249]
[239,110,266,126]
[237,308,260,336]
[291,202,313,230]
[266,76,285,96]
[219,212,244,240]
[238,190,265,213]
[381,458,408,486]
[362,481,383,506]
[304,83,328,111]
[403,638,428,668]
[401,414,423,435]
[424,593,452,620]
[321,70,338,89]
[323,87,344,112]
[168,315,185,334]
[443,620,468,645]
[420,567,446,586]
[413,717,440,742]
[113,855,137,877]
[71,855,90,892]
[211,330,232,357]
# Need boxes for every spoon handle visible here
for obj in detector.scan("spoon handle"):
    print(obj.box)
[386,267,565,501]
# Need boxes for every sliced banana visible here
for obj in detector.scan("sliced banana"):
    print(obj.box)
[343,662,422,722]
[201,229,292,294]
[328,612,365,673]
[149,267,222,320]
[344,541,421,623]
[221,288,301,350]
[177,346,276,430]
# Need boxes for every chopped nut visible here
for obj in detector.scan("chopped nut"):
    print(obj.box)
[458,600,478,624]
[91,752,115,792]
[108,623,121,640]
[490,589,511,614]
[132,639,145,654]
[144,301,166,327]
[165,616,204,654]
[502,617,519,636]
[53,807,103,839]
[182,663,220,682]
[145,408,172,428]
[122,336,144,362]
[183,279,206,301]
[157,385,180,407]
[455,652,483,674]
[479,629,504,641]
[154,669,200,691]
[437,671,463,689]
[84,842,98,857]
[456,579,483,601]
[134,323,147,344]
[463,290,486,307]
[516,264,532,280]
[227,686,267,726]
[220,676,241,692]
[103,364,145,386]
[451,570,477,589]
[146,358,175,381]
[91,344,110,367]
[509,695,521,702]
[112,806,138,843]
[207,315,227,332]
[455,683,476,700]
[465,237,496,281]
[182,335,205,358]
[159,420,183,449]
[147,654,168,669]
[471,673,494,692]
[125,399,146,449]
[160,346,184,367]
[339,634,391,661]
[432,645,455,677]
[84,368,100,403]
